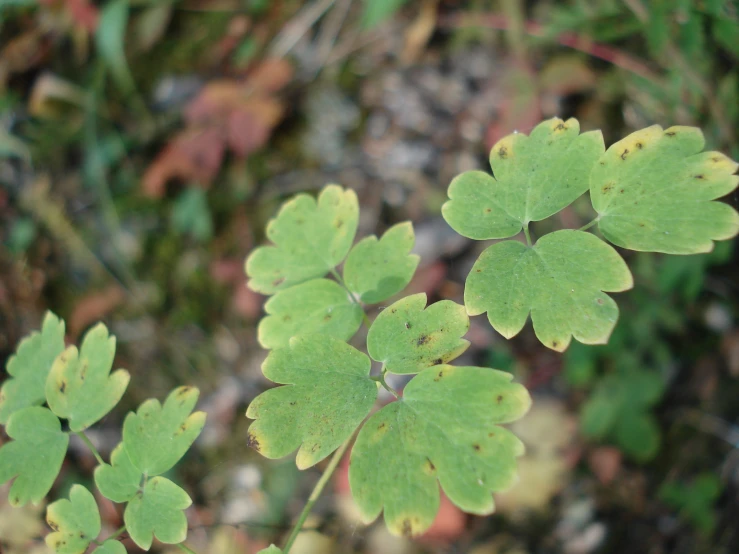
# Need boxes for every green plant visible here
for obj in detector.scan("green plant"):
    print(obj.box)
[0,313,205,553]
[243,118,738,553]
[660,473,722,535]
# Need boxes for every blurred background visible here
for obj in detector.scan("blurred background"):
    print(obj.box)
[1,0,738,553]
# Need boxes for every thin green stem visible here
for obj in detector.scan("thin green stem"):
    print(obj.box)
[523,224,533,247]
[371,373,399,399]
[330,268,372,328]
[282,437,352,554]
[104,526,127,542]
[75,431,104,465]
[176,543,199,554]
[578,216,600,232]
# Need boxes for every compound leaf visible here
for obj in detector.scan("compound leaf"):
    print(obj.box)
[0,312,65,424]
[465,230,633,351]
[0,407,69,506]
[590,125,739,254]
[123,387,206,476]
[94,443,141,503]
[93,540,127,554]
[442,118,604,240]
[343,222,420,304]
[349,366,531,537]
[258,279,363,349]
[246,185,359,294]
[45,485,100,554]
[247,335,376,469]
[124,476,191,550]
[45,324,130,432]
[367,294,469,374]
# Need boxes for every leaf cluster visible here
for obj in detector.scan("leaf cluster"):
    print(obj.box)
[442,117,739,351]
[659,474,722,535]
[245,186,532,539]
[0,313,205,553]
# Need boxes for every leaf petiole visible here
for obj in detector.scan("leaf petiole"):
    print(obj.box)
[578,216,600,232]
[74,431,105,465]
[282,437,352,554]
[371,372,400,399]
[523,224,533,247]
[330,268,372,328]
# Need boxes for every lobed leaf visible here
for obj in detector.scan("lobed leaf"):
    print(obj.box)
[247,335,376,469]
[367,294,469,374]
[343,222,420,304]
[124,476,191,550]
[465,230,633,351]
[590,125,739,254]
[123,386,206,476]
[45,485,100,554]
[0,407,69,506]
[258,279,363,349]
[94,443,141,503]
[0,312,65,424]
[442,118,604,240]
[45,323,130,432]
[92,541,127,554]
[246,185,359,294]
[580,368,664,462]
[349,366,531,537]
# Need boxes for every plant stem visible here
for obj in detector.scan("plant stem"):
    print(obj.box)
[282,438,352,554]
[523,224,533,247]
[371,373,399,399]
[578,217,600,232]
[108,526,126,541]
[75,431,105,465]
[330,268,372,328]
[176,543,199,554]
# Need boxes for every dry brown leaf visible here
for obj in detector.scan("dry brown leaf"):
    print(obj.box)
[142,128,225,198]
[69,284,125,338]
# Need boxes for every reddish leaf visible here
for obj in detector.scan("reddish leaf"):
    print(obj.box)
[142,128,225,198]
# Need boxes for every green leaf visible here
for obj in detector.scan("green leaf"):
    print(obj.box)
[123,387,206,476]
[45,323,130,432]
[580,389,619,439]
[171,187,213,242]
[258,547,283,554]
[442,118,604,240]
[465,230,633,351]
[246,185,359,294]
[94,443,141,503]
[0,312,66,424]
[361,0,408,28]
[660,474,721,535]
[96,0,137,95]
[124,476,191,550]
[45,485,100,554]
[349,366,531,537]
[590,125,739,254]
[258,279,363,349]
[92,540,127,554]
[343,222,420,304]
[614,411,660,462]
[247,335,376,469]
[0,407,69,506]
[367,294,469,374]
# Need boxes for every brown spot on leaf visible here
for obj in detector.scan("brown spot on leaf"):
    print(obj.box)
[378,422,386,430]
[485,208,492,213]
[694,174,705,180]
[636,142,644,149]
[323,314,332,321]
[434,370,444,382]
[283,315,291,322]
[488,432,495,438]
[665,131,676,136]
[620,149,629,160]
[405,322,411,329]
[601,183,614,194]
[551,341,558,348]
[433,358,443,365]
[498,146,508,159]
[59,381,66,393]
[496,395,504,403]
[416,334,430,346]
[335,219,344,229]
[554,122,567,131]
[401,519,413,537]
[246,432,261,452]
[597,298,604,305]
[272,277,285,288]
[473,444,481,451]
